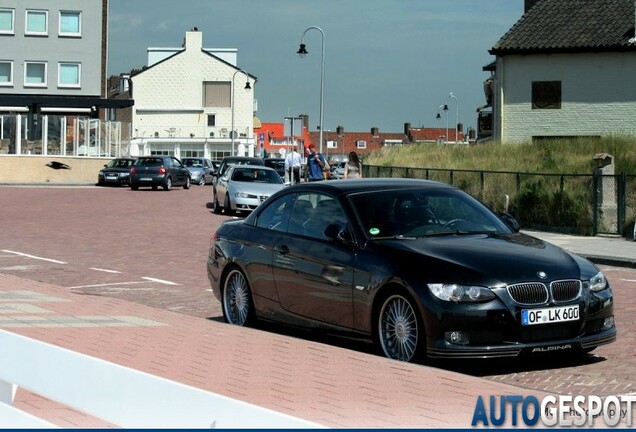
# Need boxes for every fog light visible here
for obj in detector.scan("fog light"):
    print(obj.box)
[445,331,469,345]
[603,316,615,329]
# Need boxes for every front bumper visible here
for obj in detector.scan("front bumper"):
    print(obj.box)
[423,285,616,359]
[427,326,617,358]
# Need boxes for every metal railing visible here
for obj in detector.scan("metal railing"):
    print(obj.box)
[364,165,636,237]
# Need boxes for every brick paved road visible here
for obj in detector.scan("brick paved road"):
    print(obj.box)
[0,185,634,399]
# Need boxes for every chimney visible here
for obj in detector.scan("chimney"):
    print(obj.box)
[184,30,202,50]
[336,125,344,136]
[524,0,541,13]
[371,127,379,137]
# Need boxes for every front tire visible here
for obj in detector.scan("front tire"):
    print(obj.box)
[376,292,425,362]
[222,268,254,326]
[224,194,233,216]
[212,189,222,214]
[183,176,191,189]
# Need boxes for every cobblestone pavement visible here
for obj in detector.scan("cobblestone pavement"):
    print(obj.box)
[0,185,634,403]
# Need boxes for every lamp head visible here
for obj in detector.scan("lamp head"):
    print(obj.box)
[443,104,448,111]
[244,81,251,90]
[436,113,441,119]
[297,43,308,58]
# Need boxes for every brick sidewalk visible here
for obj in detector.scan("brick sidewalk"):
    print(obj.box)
[2,273,553,428]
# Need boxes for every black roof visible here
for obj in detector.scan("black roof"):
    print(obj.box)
[490,0,636,55]
[286,178,455,196]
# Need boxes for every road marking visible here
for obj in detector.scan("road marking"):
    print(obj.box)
[90,267,122,274]
[1,250,67,264]
[142,276,179,286]
[69,281,145,289]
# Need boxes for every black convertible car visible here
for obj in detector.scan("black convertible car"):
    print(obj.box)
[207,178,616,362]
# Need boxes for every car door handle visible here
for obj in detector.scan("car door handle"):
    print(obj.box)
[275,245,290,255]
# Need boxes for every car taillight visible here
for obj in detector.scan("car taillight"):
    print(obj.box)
[159,166,166,174]
[130,167,137,174]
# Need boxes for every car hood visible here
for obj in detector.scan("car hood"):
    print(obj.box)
[373,232,594,285]
[231,182,284,195]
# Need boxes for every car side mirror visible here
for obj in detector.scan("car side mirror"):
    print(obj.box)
[500,213,521,232]
[324,223,350,243]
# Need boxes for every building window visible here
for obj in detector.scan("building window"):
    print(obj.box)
[59,11,81,36]
[26,10,48,35]
[532,81,561,109]
[356,140,367,149]
[326,140,337,149]
[0,61,13,86]
[207,114,216,126]
[25,62,47,87]
[58,63,80,87]
[0,8,14,34]
[203,82,230,107]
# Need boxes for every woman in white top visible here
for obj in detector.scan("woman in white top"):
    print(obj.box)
[344,151,362,179]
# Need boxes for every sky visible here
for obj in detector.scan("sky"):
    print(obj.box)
[107,0,524,134]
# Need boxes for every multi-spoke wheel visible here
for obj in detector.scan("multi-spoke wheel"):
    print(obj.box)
[376,293,424,362]
[222,268,254,326]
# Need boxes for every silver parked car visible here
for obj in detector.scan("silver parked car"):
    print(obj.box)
[182,157,215,185]
[212,165,284,215]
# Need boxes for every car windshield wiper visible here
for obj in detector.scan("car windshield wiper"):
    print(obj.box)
[424,230,497,237]
[369,234,416,240]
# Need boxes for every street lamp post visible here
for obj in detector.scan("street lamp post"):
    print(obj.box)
[297,26,325,154]
[231,69,251,156]
[436,104,449,143]
[449,92,459,143]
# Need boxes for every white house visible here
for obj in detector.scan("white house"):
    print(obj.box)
[130,29,257,159]
[487,0,636,143]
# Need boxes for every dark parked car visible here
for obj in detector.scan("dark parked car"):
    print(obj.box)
[207,178,616,362]
[263,158,285,179]
[97,157,136,186]
[182,157,215,185]
[129,156,191,191]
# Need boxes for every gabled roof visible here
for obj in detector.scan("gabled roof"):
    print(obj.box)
[490,0,636,55]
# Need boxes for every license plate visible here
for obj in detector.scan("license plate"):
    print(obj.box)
[105,175,118,180]
[140,177,152,181]
[521,305,579,326]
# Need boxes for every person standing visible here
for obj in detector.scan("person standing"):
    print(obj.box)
[344,151,362,179]
[306,144,327,182]
[284,144,302,184]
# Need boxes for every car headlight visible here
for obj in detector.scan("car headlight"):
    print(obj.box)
[589,271,607,292]
[427,283,496,302]
[234,192,257,198]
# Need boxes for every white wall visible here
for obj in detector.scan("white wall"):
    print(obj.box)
[496,52,636,143]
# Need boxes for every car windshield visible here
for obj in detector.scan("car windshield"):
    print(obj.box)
[232,168,283,184]
[107,159,134,168]
[135,158,163,166]
[183,159,203,167]
[265,160,284,169]
[349,188,512,239]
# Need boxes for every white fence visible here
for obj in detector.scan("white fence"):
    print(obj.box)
[0,330,324,429]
